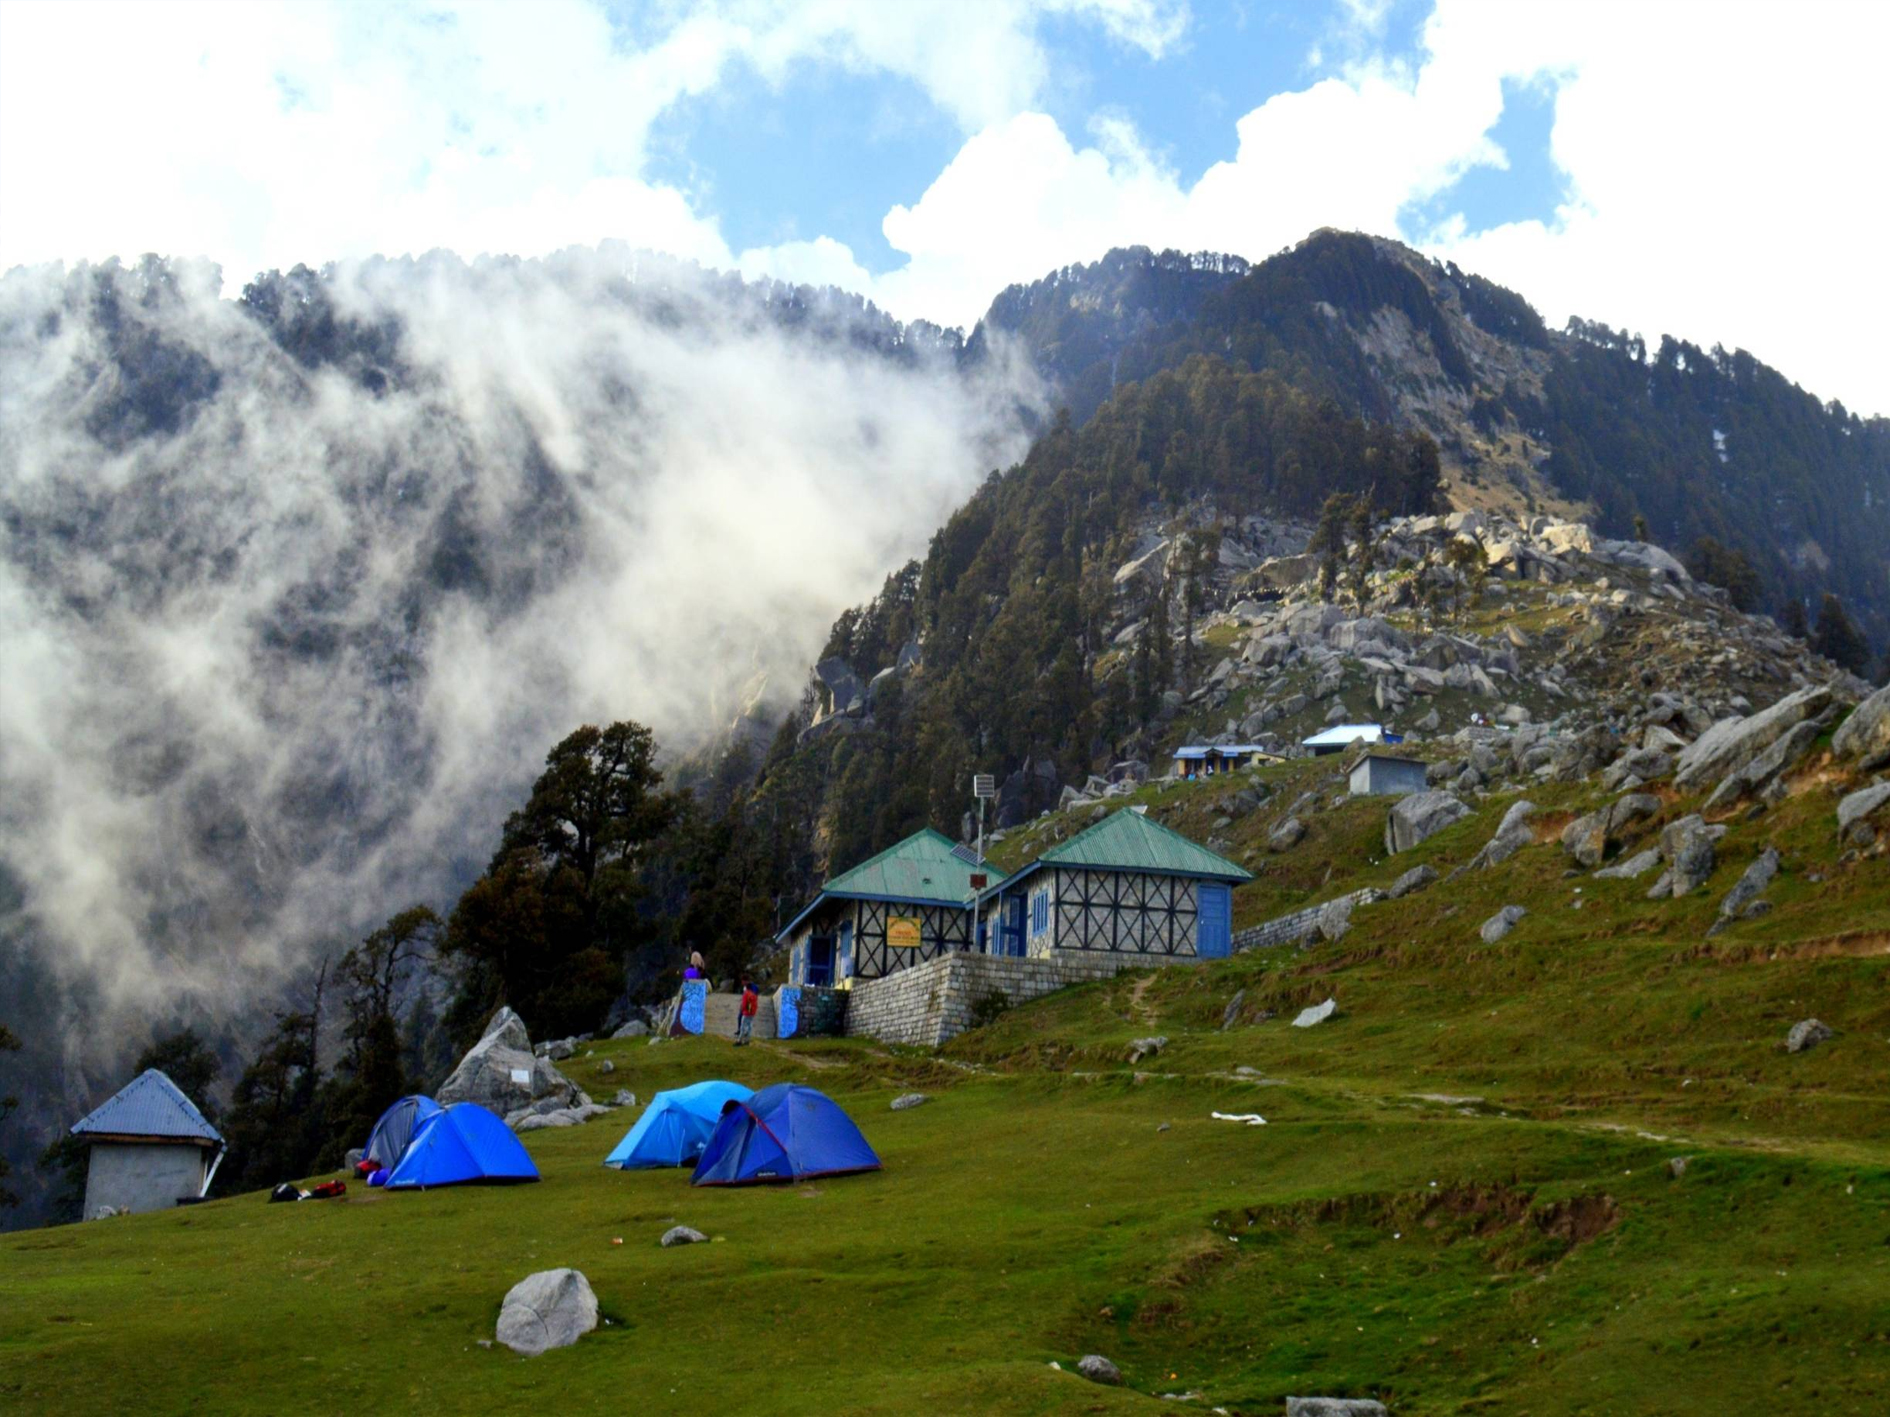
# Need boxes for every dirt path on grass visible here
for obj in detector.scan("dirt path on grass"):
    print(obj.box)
[1128,972,1161,1027]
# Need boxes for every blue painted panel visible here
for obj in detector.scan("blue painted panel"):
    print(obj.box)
[776,986,801,1040]
[679,980,707,1034]
[1197,884,1232,959]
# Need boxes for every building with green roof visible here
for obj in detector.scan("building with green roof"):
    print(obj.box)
[779,810,1251,991]
[776,828,986,987]
[977,807,1251,962]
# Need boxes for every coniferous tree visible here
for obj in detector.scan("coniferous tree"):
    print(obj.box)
[1780,598,1810,639]
[1813,593,1871,674]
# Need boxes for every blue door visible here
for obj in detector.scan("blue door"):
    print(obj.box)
[808,937,835,986]
[1197,884,1231,959]
[1001,895,1025,956]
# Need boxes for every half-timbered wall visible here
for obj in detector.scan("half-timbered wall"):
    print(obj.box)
[852,896,975,980]
[1038,868,1201,957]
[786,895,975,986]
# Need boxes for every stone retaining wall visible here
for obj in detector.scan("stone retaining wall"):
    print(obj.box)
[1230,887,1381,953]
[844,948,1186,1049]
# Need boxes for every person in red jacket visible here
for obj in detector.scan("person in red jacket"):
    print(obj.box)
[735,977,759,1046]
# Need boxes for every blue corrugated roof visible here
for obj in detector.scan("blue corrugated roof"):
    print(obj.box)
[1173,746,1211,759]
[70,1068,223,1144]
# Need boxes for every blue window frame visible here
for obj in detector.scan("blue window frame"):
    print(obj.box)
[1030,889,1050,937]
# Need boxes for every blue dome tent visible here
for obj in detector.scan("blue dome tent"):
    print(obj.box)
[362,1094,442,1172]
[603,1080,753,1170]
[383,1103,539,1189]
[690,1083,881,1186]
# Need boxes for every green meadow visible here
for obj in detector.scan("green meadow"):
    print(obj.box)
[5,756,1888,1415]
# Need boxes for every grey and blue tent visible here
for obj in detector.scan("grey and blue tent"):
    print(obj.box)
[362,1095,442,1172]
[690,1083,881,1186]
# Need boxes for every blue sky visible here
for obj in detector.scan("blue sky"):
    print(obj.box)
[1,1,1886,410]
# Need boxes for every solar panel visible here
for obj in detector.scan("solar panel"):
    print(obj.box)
[951,842,983,865]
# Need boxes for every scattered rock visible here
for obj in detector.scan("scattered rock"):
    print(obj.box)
[1836,782,1890,835]
[1127,1037,1169,1064]
[597,1060,615,1075]
[660,1226,708,1247]
[1785,1019,1834,1054]
[1385,864,1438,899]
[1220,989,1246,1031]
[1833,684,1890,770]
[1316,897,1355,944]
[1384,791,1470,854]
[1561,793,1661,869]
[1479,905,1526,943]
[612,1090,637,1108]
[1076,1354,1122,1386]
[495,1269,598,1357]
[1718,847,1780,921]
[1269,816,1307,851]
[1651,816,1717,898]
[1286,1400,1389,1417]
[611,1019,650,1040]
[1471,799,1536,868]
[890,1093,930,1111]
[1292,998,1337,1028]
[1667,1157,1690,1179]
[1594,847,1661,880]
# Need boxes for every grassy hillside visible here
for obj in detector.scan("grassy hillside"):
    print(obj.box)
[5,754,1887,1415]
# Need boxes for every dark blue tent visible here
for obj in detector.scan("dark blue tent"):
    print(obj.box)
[690,1083,881,1186]
[603,1080,753,1170]
[384,1103,539,1189]
[362,1094,442,1171]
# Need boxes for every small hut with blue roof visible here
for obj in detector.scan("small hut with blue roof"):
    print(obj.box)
[68,1068,224,1219]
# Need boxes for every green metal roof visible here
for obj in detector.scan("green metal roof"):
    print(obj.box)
[821,827,982,904]
[1034,808,1252,882]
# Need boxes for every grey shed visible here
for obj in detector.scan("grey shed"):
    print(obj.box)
[1348,754,1430,797]
[69,1068,225,1220]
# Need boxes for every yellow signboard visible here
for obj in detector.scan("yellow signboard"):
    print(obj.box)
[887,916,923,949]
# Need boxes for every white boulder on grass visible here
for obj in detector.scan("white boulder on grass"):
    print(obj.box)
[495,1269,598,1357]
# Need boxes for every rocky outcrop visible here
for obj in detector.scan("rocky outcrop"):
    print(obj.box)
[496,1269,598,1357]
[1833,685,1890,771]
[1287,1401,1388,1417]
[1385,791,1470,854]
[438,1007,583,1115]
[1268,816,1307,851]
[1673,685,1832,790]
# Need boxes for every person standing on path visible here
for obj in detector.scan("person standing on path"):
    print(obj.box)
[735,976,759,1046]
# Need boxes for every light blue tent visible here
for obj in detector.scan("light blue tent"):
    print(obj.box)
[603,1080,753,1170]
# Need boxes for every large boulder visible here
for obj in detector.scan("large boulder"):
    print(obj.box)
[437,1007,582,1115]
[1384,792,1470,854]
[1471,800,1535,869]
[1269,816,1307,852]
[1076,1354,1122,1386]
[1673,685,1832,790]
[1832,685,1890,771]
[1704,718,1824,809]
[1385,864,1437,899]
[495,1269,598,1357]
